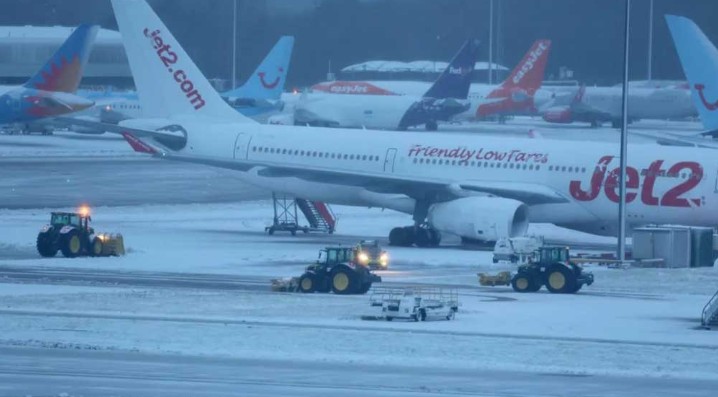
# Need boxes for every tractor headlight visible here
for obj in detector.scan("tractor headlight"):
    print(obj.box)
[379,253,388,266]
[358,252,369,264]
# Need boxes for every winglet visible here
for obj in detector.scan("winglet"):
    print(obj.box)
[121,132,157,154]
[23,24,99,93]
[423,39,481,100]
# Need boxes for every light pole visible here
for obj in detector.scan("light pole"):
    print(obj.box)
[232,0,238,89]
[488,0,494,85]
[618,0,632,262]
[648,0,654,81]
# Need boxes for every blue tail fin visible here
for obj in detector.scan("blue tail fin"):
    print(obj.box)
[23,24,99,94]
[423,39,480,99]
[666,15,718,131]
[224,36,294,100]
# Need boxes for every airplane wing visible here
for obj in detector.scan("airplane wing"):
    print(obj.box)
[630,130,718,149]
[172,152,569,205]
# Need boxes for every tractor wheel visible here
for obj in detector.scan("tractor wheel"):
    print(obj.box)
[36,232,57,258]
[511,272,538,293]
[330,266,357,295]
[60,229,83,258]
[91,237,104,257]
[545,265,577,294]
[356,282,372,294]
[298,273,316,293]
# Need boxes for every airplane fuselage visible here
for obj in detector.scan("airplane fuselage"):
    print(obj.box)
[161,118,718,236]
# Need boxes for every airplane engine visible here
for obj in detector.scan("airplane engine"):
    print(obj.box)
[427,197,529,241]
[542,107,573,124]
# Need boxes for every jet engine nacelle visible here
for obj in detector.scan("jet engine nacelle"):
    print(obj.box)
[427,196,529,241]
[542,107,573,124]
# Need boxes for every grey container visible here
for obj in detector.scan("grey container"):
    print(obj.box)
[633,227,692,268]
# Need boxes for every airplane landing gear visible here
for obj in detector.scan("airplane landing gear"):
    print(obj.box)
[389,225,441,248]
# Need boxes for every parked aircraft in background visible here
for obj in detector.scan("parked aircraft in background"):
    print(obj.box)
[311,40,553,122]
[0,24,97,133]
[540,84,696,128]
[290,39,480,131]
[67,35,295,132]
[68,0,718,250]
[666,15,718,134]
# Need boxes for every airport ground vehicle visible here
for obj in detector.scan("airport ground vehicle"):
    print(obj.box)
[511,247,594,293]
[36,207,124,258]
[355,240,389,269]
[492,236,544,264]
[478,271,512,286]
[297,247,382,294]
[371,288,458,321]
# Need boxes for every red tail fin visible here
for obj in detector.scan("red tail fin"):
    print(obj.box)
[496,40,551,95]
[121,132,157,154]
[477,40,551,118]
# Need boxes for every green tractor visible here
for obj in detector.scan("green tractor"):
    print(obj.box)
[36,208,124,258]
[298,247,382,295]
[511,246,594,294]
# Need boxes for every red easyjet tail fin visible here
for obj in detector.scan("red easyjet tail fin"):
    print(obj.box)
[497,40,551,94]
[477,40,552,117]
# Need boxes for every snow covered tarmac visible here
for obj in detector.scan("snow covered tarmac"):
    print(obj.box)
[1,123,717,395]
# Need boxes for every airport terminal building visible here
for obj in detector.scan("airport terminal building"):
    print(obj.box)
[0,25,132,87]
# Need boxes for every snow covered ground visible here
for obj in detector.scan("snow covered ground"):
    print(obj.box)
[0,201,717,386]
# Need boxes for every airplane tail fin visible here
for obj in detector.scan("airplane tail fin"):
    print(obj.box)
[224,36,294,100]
[23,24,99,93]
[110,0,252,123]
[496,40,551,94]
[423,39,481,99]
[666,15,718,131]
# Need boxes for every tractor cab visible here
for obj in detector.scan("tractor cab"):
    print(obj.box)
[50,211,92,232]
[535,246,570,265]
[317,247,355,266]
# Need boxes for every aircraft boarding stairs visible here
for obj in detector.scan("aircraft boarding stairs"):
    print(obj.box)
[702,287,718,328]
[266,193,336,235]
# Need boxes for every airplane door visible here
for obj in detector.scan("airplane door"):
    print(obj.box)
[383,148,398,172]
[233,133,252,160]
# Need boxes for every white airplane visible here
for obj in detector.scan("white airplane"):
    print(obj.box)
[79,0,718,250]
[292,39,481,131]
[540,84,696,128]
[312,40,553,122]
